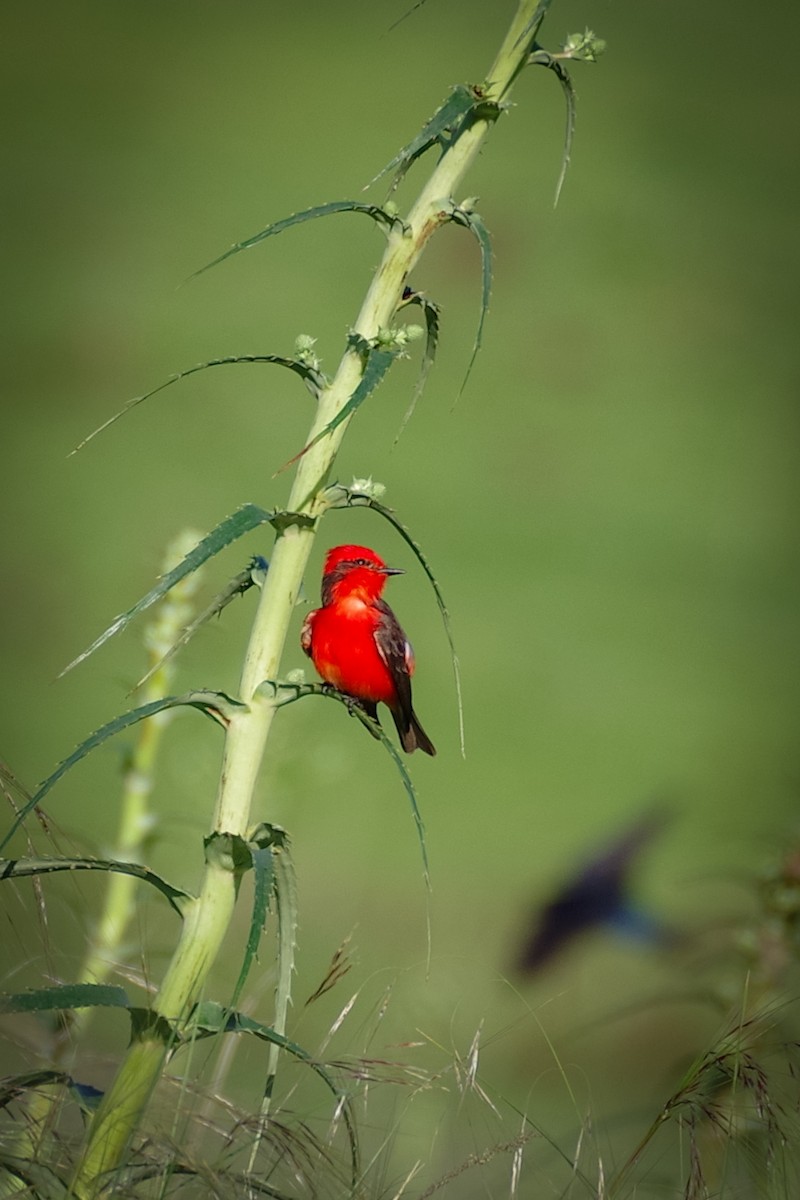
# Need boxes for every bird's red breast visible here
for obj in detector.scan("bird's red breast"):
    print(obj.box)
[300,543,435,755]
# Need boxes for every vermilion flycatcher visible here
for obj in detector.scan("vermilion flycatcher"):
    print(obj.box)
[301,544,436,756]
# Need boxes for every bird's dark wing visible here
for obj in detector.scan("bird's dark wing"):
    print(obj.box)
[372,598,414,723]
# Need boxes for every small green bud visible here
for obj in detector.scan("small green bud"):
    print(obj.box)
[383,200,399,218]
[563,28,606,62]
[404,323,425,343]
[295,333,316,353]
[375,326,398,348]
[349,476,386,500]
[286,667,306,685]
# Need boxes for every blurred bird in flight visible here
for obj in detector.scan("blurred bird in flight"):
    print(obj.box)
[517,805,674,972]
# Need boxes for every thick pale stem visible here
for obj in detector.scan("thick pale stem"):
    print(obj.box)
[71,2,545,1193]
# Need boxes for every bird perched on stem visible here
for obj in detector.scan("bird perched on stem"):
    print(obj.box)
[301,544,436,755]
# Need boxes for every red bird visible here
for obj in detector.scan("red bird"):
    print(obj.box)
[301,544,436,756]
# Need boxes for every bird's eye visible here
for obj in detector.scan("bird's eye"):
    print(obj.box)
[353,558,369,567]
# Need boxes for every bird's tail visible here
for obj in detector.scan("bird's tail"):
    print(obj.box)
[392,706,436,756]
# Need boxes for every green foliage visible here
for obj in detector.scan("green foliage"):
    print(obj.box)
[369,83,497,194]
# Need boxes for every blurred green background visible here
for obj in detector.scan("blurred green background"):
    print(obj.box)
[2,0,799,1189]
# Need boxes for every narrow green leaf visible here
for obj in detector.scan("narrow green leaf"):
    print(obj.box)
[325,485,465,757]
[449,205,493,395]
[71,356,325,455]
[133,556,268,693]
[278,344,396,472]
[194,201,406,278]
[270,829,297,1049]
[230,844,274,1009]
[0,983,129,1015]
[248,826,297,1125]
[368,84,479,193]
[0,856,193,916]
[59,505,275,676]
[0,691,242,853]
[529,50,576,206]
[395,287,441,440]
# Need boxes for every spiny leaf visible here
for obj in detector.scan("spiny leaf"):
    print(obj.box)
[395,287,441,441]
[246,826,297,1150]
[270,828,297,1049]
[59,505,280,676]
[0,691,243,853]
[186,1001,359,1182]
[0,983,129,1015]
[194,201,407,278]
[324,484,465,756]
[0,856,193,916]
[368,84,485,195]
[448,204,492,395]
[278,343,396,473]
[70,356,325,455]
[133,555,269,694]
[230,842,274,1008]
[529,49,576,206]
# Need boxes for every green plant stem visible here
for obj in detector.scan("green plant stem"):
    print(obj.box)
[73,531,204,1034]
[70,3,549,1192]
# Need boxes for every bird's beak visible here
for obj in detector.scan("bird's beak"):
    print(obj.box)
[381,566,404,576]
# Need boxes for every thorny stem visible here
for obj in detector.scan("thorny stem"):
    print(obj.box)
[70,2,552,1193]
